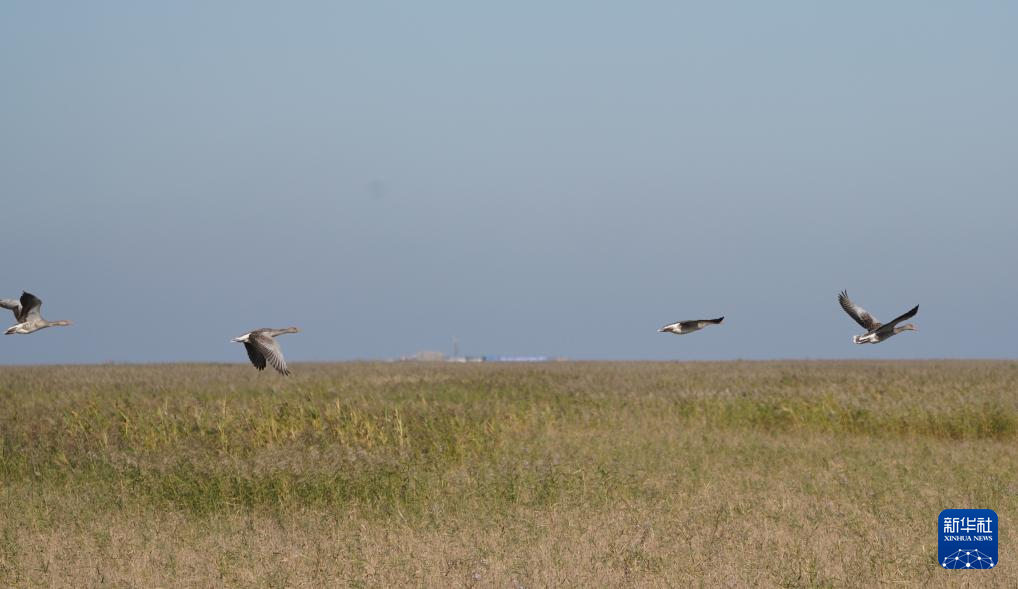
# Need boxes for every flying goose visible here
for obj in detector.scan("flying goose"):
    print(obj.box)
[658,316,724,335]
[1,291,73,335]
[838,290,918,344]
[232,327,300,375]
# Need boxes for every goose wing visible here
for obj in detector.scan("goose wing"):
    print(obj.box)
[249,331,290,376]
[243,342,267,371]
[0,298,21,319]
[18,292,43,323]
[838,291,881,331]
[885,304,919,328]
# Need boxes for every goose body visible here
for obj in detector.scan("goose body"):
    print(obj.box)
[232,327,300,375]
[1,291,72,335]
[838,291,918,344]
[658,316,724,335]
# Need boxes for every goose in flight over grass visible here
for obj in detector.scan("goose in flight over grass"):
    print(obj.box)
[2,291,73,335]
[838,290,918,344]
[232,327,300,375]
[658,317,724,335]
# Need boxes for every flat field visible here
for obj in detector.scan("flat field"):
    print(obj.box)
[1,361,1016,587]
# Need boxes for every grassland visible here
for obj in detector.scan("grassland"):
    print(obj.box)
[1,360,1016,587]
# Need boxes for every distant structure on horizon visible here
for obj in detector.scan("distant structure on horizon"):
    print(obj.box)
[399,351,562,363]
[404,350,448,362]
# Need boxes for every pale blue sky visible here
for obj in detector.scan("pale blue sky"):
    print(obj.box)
[1,2,1015,363]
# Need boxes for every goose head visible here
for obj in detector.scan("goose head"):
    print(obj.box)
[895,323,917,333]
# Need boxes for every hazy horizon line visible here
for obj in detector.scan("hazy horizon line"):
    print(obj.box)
[1,357,1015,368]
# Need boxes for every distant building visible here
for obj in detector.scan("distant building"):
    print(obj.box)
[399,352,559,363]
[409,350,445,362]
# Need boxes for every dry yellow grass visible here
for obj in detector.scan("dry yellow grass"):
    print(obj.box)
[1,361,1016,587]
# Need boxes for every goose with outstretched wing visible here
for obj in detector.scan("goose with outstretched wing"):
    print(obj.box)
[838,290,917,344]
[232,327,300,375]
[658,316,724,335]
[2,291,73,335]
